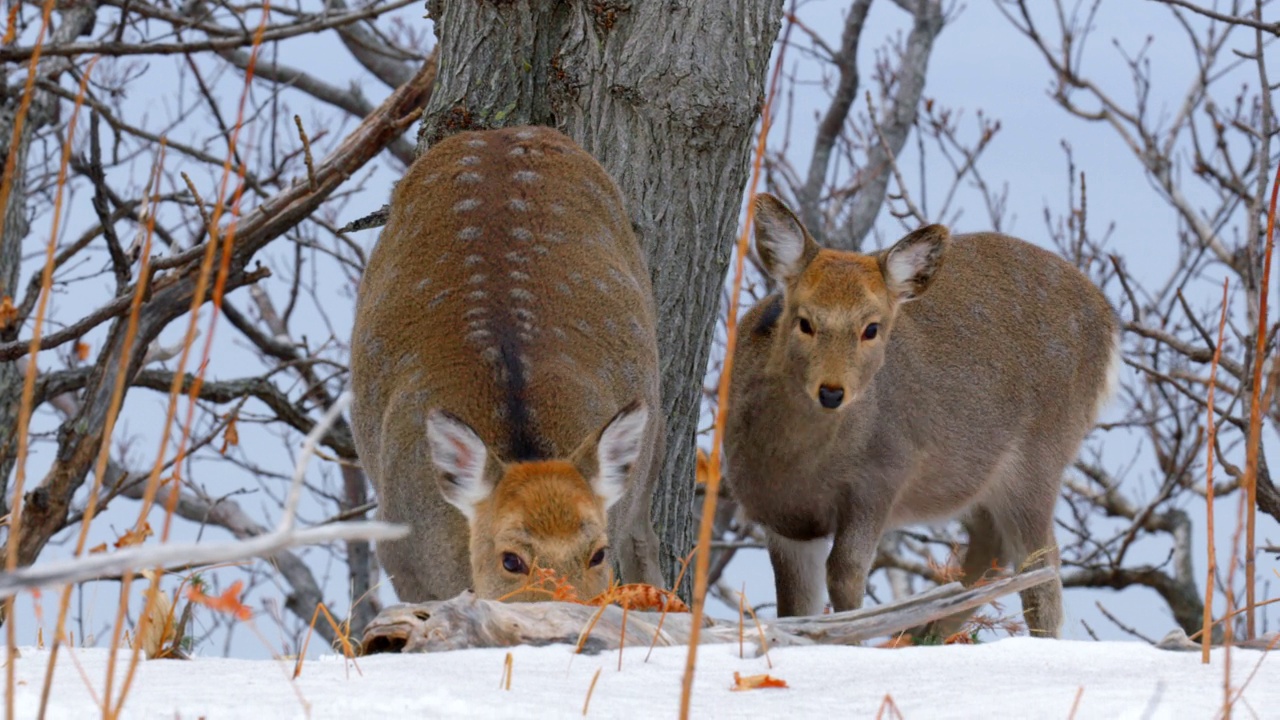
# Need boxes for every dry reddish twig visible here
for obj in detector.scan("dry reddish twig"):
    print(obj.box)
[741,588,773,669]
[1203,277,1229,663]
[646,548,696,663]
[41,122,157,717]
[2,24,93,717]
[679,11,794,719]
[875,693,905,720]
[293,601,361,680]
[1241,161,1280,641]
[108,6,274,714]
[582,667,602,716]
[1067,686,1085,719]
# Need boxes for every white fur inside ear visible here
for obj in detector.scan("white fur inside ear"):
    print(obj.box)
[592,403,648,510]
[884,232,944,301]
[426,410,492,521]
[754,201,808,282]
[885,241,932,287]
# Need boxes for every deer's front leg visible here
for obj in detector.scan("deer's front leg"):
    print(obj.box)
[766,527,829,617]
[826,506,888,612]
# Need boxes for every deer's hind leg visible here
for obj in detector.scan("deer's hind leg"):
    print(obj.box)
[991,457,1065,639]
[913,505,1008,641]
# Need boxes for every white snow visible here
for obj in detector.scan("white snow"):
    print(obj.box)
[6,638,1276,719]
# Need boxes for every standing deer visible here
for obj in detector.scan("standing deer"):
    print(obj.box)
[349,126,665,603]
[724,194,1119,638]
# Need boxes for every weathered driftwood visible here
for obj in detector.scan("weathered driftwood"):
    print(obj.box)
[1154,628,1280,652]
[361,567,1057,655]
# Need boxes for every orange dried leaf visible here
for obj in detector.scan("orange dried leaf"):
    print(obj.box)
[592,583,691,613]
[115,521,153,549]
[0,296,17,329]
[186,579,252,621]
[87,543,109,555]
[695,447,710,485]
[220,413,240,454]
[731,672,788,691]
[134,570,177,659]
[75,341,91,361]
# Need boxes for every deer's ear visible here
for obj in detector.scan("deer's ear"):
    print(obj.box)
[754,194,820,285]
[881,224,950,302]
[573,400,648,511]
[427,409,495,521]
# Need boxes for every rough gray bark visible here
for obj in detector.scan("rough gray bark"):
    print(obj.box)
[0,122,33,509]
[415,0,784,595]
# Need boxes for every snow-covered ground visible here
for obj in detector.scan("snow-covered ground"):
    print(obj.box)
[6,638,1275,719]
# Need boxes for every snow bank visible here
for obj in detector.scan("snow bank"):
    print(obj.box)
[7,638,1275,719]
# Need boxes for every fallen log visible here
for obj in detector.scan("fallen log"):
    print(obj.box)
[361,567,1057,655]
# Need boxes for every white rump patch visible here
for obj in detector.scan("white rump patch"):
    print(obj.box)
[1095,328,1123,420]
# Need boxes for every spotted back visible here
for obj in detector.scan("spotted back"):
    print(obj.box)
[349,126,663,602]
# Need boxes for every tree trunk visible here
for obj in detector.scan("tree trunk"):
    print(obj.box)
[417,0,783,595]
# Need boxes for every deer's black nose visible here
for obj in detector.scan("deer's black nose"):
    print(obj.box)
[818,385,844,409]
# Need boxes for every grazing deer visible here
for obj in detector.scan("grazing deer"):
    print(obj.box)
[349,126,665,603]
[724,194,1120,638]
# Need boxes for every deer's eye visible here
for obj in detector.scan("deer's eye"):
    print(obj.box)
[588,548,607,568]
[862,323,879,341]
[502,552,529,575]
[797,317,814,335]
